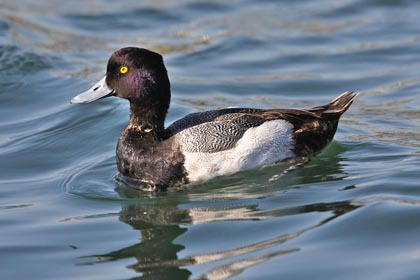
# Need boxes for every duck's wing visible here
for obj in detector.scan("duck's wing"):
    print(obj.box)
[170,91,358,155]
[172,113,268,153]
[171,108,324,154]
[165,108,265,138]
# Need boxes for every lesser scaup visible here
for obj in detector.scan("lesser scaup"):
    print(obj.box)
[71,47,357,191]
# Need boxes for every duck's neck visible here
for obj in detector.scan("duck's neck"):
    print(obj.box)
[129,102,167,138]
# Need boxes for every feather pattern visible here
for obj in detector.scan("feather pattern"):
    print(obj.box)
[165,108,265,137]
[173,114,266,153]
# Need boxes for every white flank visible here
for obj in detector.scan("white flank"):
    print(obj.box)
[182,120,295,182]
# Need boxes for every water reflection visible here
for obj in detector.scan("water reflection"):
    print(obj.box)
[79,196,359,279]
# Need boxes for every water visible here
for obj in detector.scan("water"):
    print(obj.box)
[1,0,420,279]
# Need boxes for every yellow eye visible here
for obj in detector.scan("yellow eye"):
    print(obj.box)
[119,66,129,74]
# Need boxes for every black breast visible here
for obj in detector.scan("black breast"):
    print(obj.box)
[116,128,188,191]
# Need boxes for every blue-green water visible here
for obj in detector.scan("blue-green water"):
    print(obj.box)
[1,0,420,279]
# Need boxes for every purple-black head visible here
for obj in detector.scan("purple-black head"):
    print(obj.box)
[71,47,171,110]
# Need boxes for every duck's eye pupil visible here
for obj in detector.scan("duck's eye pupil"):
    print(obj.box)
[120,66,129,74]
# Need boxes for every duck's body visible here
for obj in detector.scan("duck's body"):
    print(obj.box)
[71,47,357,191]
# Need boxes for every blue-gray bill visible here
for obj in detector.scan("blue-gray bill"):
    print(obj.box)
[70,76,114,104]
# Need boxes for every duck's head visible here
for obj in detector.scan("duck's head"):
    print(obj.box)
[71,47,171,123]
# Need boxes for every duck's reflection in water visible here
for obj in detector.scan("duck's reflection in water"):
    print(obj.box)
[79,196,359,279]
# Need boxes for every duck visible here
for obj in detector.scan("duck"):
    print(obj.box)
[71,47,357,191]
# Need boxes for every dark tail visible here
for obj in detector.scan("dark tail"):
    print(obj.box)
[309,91,358,116]
[291,91,358,157]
